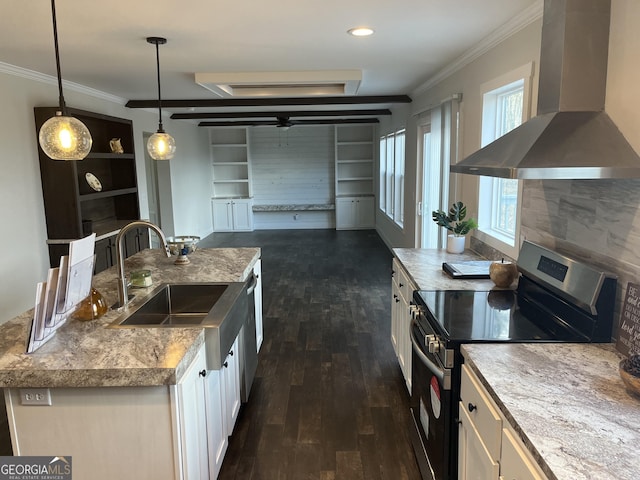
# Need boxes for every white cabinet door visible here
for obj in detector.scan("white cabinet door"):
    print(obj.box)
[204,367,227,479]
[355,195,375,227]
[177,346,209,480]
[336,196,374,229]
[391,259,415,394]
[336,197,357,229]
[254,259,263,351]
[391,279,401,356]
[399,296,412,393]
[458,404,500,480]
[223,336,241,436]
[232,199,253,231]
[500,428,547,480]
[212,199,233,231]
[212,198,253,231]
[460,365,502,461]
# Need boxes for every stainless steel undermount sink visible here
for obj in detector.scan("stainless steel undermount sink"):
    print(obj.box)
[109,282,248,369]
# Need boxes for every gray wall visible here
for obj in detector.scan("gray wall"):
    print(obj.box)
[376,0,640,333]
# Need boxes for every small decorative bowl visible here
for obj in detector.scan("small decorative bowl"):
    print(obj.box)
[167,235,200,255]
[166,236,200,265]
[619,359,640,398]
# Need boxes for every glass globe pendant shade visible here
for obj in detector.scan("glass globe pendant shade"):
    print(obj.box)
[147,130,176,160]
[38,112,92,160]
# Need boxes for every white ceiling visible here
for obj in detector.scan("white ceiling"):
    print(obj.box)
[1,0,539,118]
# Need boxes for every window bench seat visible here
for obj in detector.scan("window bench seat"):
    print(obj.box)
[252,204,335,212]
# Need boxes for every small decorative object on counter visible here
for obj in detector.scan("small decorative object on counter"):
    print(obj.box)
[619,354,640,397]
[167,235,200,265]
[432,201,478,254]
[489,258,518,288]
[130,269,152,287]
[72,287,108,321]
[109,137,124,153]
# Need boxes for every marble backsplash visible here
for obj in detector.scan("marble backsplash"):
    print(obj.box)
[517,178,640,343]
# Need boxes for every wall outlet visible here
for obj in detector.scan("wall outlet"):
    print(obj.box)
[19,388,52,406]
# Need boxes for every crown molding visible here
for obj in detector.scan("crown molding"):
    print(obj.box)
[412,0,543,96]
[0,61,127,105]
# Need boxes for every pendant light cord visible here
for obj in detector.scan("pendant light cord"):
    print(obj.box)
[50,0,66,114]
[154,41,164,133]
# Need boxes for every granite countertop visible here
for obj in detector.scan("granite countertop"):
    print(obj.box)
[462,343,640,480]
[393,247,500,290]
[0,247,260,388]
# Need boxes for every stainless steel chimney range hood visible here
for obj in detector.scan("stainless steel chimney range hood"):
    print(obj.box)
[451,0,640,180]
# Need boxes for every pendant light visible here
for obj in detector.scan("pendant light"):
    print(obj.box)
[146,36,175,160]
[38,0,92,160]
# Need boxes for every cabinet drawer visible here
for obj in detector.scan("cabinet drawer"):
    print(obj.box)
[460,364,502,461]
[500,428,547,480]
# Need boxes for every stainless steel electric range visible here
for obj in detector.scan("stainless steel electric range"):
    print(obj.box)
[408,241,617,480]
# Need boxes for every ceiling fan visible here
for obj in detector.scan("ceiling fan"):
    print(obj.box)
[276,116,294,129]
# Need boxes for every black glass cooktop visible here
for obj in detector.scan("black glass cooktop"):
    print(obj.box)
[414,290,590,343]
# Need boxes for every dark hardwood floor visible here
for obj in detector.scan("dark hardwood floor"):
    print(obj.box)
[200,229,421,480]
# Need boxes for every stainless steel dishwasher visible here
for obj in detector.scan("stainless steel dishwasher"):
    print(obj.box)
[239,272,258,402]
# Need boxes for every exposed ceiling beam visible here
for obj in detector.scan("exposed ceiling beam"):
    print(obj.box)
[171,109,392,120]
[198,118,379,127]
[125,95,411,109]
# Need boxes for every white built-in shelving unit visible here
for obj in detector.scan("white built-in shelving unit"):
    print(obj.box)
[335,124,375,197]
[210,127,253,231]
[210,127,252,199]
[335,124,376,229]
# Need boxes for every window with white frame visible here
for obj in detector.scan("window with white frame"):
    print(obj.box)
[477,64,532,257]
[379,129,405,227]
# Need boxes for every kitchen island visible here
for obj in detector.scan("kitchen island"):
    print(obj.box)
[0,247,259,387]
[0,246,261,479]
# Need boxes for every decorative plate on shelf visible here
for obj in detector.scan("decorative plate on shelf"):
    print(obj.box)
[85,172,102,192]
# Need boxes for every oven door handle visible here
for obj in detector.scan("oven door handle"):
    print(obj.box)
[410,318,452,390]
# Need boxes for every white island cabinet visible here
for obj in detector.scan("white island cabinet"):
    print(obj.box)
[5,338,242,480]
[0,247,262,480]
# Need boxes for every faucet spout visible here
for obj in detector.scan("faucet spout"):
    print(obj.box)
[115,220,171,308]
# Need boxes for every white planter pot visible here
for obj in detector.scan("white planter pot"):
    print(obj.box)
[446,235,465,254]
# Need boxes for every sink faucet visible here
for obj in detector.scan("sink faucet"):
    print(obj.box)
[115,220,171,308]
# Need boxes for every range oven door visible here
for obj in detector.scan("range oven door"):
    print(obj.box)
[409,317,453,480]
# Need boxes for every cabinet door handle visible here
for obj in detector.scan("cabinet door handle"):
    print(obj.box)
[395,298,400,303]
[399,283,404,288]
[229,350,234,356]
[223,361,229,368]
[467,402,477,412]
[199,370,207,377]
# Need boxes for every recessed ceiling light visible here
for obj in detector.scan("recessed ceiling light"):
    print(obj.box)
[348,27,374,37]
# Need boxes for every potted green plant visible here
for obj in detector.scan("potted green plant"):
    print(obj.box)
[432,201,478,253]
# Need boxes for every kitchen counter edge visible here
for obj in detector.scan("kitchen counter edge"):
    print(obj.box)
[0,247,260,388]
[462,343,640,480]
